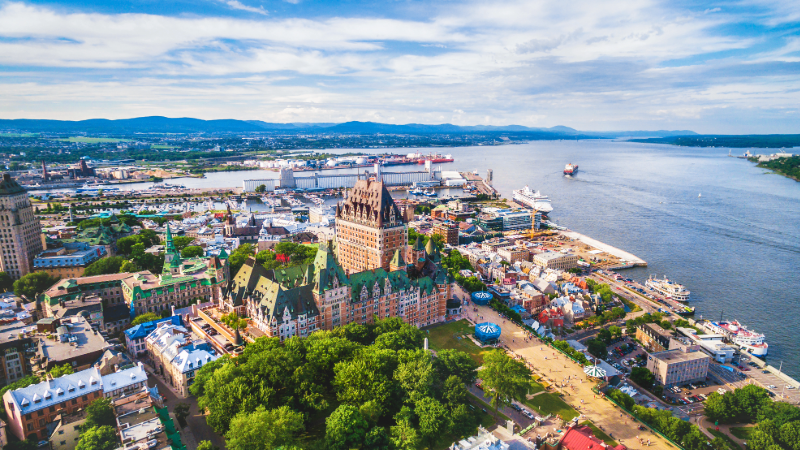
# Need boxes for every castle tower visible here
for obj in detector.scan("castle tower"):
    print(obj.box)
[334,180,407,274]
[0,174,44,279]
[163,224,182,275]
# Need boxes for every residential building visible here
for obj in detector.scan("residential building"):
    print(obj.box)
[124,315,183,358]
[122,225,229,317]
[637,323,672,352]
[32,242,106,278]
[145,322,219,397]
[646,346,710,387]
[3,364,147,441]
[533,252,579,270]
[59,216,132,257]
[35,315,110,371]
[497,247,530,263]
[0,173,44,279]
[46,408,86,450]
[0,299,35,386]
[335,180,408,274]
[432,222,459,246]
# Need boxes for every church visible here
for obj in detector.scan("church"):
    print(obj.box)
[218,179,452,341]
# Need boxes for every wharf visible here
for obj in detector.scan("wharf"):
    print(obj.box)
[560,230,647,268]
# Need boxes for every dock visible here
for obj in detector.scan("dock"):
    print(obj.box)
[560,230,647,268]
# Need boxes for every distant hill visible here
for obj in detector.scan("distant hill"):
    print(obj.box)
[632,135,800,148]
[0,116,695,138]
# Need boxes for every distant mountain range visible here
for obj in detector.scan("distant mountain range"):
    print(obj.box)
[0,116,697,138]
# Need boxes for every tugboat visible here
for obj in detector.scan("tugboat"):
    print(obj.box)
[564,163,578,175]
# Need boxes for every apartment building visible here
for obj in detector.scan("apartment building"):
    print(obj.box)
[533,252,579,270]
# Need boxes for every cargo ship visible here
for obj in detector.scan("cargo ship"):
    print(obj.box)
[706,320,769,356]
[645,275,690,302]
[564,163,578,175]
[407,153,454,164]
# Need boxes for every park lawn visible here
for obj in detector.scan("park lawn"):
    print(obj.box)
[528,381,546,395]
[425,320,494,364]
[581,421,618,447]
[522,392,579,421]
[729,427,754,441]
[708,428,742,450]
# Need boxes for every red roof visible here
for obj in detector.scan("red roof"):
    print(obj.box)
[560,426,626,450]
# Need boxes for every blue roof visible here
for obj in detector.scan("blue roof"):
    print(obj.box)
[125,315,183,340]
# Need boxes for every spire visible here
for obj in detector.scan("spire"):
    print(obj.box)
[165,224,176,254]
[390,249,403,269]
[425,237,435,256]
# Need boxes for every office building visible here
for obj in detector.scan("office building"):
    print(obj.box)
[646,346,710,387]
[533,252,579,270]
[432,222,459,246]
[0,174,44,279]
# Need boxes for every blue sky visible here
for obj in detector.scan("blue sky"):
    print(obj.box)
[0,0,799,133]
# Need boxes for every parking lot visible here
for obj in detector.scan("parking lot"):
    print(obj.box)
[605,337,647,375]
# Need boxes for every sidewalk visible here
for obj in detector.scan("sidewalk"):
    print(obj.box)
[469,304,674,450]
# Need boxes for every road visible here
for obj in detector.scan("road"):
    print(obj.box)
[458,299,673,449]
[146,368,227,450]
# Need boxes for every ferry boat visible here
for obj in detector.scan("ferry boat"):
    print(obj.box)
[707,320,769,356]
[409,187,424,195]
[512,185,553,214]
[645,275,690,302]
[564,163,579,175]
[423,189,438,197]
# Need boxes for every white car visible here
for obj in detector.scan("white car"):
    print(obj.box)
[522,410,536,419]
[768,385,777,389]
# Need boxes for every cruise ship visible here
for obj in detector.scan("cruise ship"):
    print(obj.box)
[645,275,690,302]
[512,185,553,214]
[707,320,769,356]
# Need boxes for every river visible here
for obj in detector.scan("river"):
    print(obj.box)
[55,141,800,376]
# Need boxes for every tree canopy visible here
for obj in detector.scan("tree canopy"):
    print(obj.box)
[228,243,255,275]
[13,271,58,300]
[83,256,128,276]
[181,245,205,258]
[192,319,487,449]
[477,350,530,413]
[75,425,117,450]
[49,364,74,378]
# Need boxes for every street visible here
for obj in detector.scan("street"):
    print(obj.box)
[146,368,227,450]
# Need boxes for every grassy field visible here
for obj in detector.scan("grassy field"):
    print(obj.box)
[56,136,126,143]
[151,144,177,149]
[528,381,546,395]
[729,427,754,441]
[424,320,494,364]
[522,392,579,420]
[708,428,742,450]
[581,421,618,446]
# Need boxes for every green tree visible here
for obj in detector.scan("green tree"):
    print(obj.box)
[225,405,304,450]
[434,349,478,384]
[609,325,622,339]
[442,375,468,406]
[228,243,255,275]
[84,256,127,276]
[197,441,219,450]
[597,328,612,344]
[174,402,191,428]
[586,339,607,360]
[84,398,115,429]
[477,350,530,413]
[130,312,161,327]
[49,364,74,378]
[255,184,267,193]
[119,260,138,273]
[606,388,635,410]
[325,404,369,450]
[0,272,13,292]
[415,397,451,444]
[364,427,391,450]
[172,236,195,251]
[13,271,58,299]
[390,419,421,450]
[75,426,117,450]
[450,403,477,438]
[181,245,205,258]
[630,367,656,390]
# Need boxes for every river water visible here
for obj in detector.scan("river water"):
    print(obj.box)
[63,141,800,376]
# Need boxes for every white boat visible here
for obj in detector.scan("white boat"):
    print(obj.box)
[410,188,424,195]
[706,320,768,356]
[424,189,437,197]
[512,185,553,214]
[645,275,690,302]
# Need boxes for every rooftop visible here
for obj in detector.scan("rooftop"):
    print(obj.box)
[44,273,131,299]
[650,348,710,363]
[38,316,110,364]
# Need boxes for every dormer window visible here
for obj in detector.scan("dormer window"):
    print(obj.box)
[56,388,64,396]
[68,386,75,393]
[44,392,51,400]
[78,380,85,389]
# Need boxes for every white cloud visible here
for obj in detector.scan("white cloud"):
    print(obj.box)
[223,0,267,15]
[0,0,797,132]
